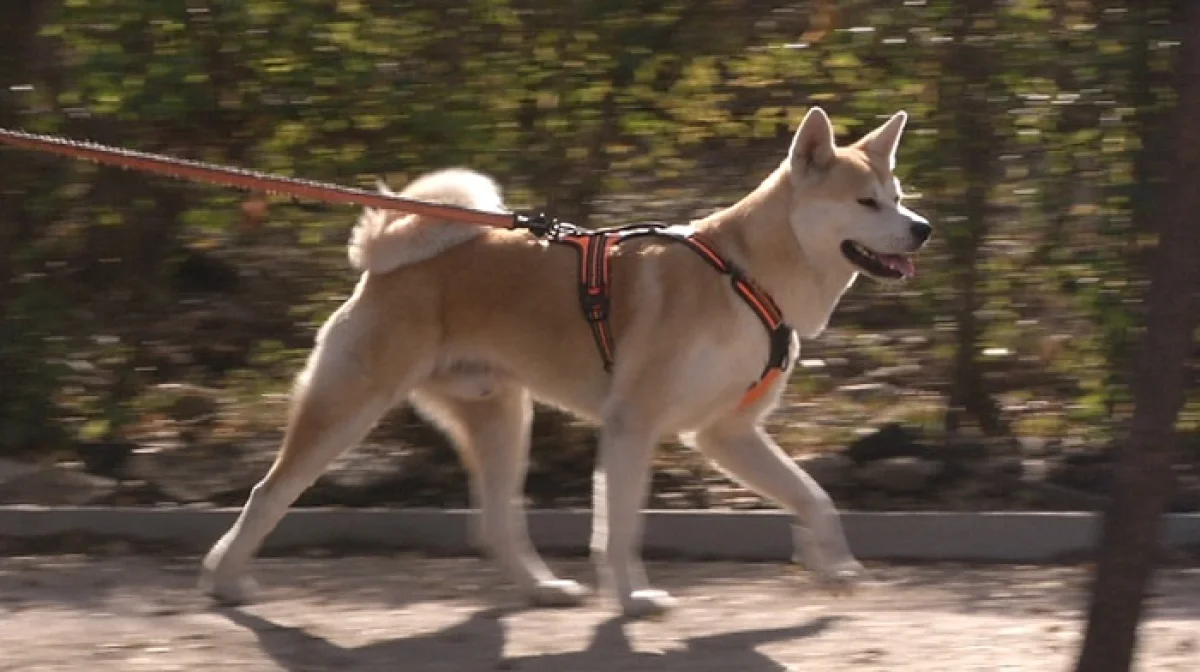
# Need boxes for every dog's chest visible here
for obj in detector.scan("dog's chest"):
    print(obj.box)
[656,327,797,428]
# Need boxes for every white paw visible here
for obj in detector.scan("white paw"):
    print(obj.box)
[199,571,261,606]
[812,560,866,597]
[621,589,678,618]
[529,579,589,607]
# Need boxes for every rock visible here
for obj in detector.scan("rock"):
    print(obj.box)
[1062,446,1116,467]
[172,249,241,294]
[1019,479,1108,511]
[865,363,921,383]
[1021,457,1050,482]
[857,456,943,494]
[0,458,39,484]
[835,382,897,401]
[795,452,853,489]
[1169,475,1200,513]
[318,444,418,490]
[0,464,118,505]
[992,455,1025,479]
[77,440,136,477]
[126,442,265,505]
[152,383,221,424]
[301,443,462,507]
[846,423,925,464]
[650,490,706,509]
[1017,436,1057,456]
[98,479,174,507]
[1047,453,1113,493]
[853,333,891,346]
[925,438,997,480]
[652,467,697,492]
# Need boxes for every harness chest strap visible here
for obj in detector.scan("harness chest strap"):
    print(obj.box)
[552,225,795,410]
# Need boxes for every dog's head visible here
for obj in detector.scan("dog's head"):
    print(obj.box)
[784,107,930,282]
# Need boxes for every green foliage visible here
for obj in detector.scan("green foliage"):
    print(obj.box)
[0,0,1193,458]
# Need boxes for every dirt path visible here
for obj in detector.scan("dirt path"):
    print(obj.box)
[0,555,1196,671]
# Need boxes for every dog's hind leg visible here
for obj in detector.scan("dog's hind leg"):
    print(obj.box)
[691,420,864,594]
[199,292,429,605]
[411,380,588,607]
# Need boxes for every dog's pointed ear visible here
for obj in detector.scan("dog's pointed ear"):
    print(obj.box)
[788,107,837,174]
[856,110,908,170]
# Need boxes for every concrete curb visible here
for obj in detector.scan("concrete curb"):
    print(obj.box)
[1,507,1198,562]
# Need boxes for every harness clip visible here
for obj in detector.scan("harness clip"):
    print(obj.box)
[768,324,796,370]
[579,285,610,322]
[515,212,559,238]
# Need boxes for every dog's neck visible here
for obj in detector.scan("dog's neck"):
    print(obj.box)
[694,165,858,338]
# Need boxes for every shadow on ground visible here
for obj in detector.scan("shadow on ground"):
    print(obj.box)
[219,606,841,672]
[3,556,1199,621]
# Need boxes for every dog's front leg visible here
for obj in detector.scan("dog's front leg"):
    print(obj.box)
[590,411,674,617]
[693,421,864,594]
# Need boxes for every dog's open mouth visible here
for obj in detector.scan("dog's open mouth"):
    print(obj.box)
[840,240,915,280]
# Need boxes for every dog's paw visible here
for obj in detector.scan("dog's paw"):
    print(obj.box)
[621,589,678,619]
[529,579,589,607]
[199,572,261,606]
[812,560,866,597]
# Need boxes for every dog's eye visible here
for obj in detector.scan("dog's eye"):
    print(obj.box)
[857,198,880,210]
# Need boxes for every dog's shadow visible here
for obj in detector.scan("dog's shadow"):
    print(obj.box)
[218,605,842,671]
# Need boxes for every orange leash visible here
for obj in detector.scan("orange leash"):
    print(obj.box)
[0,127,519,228]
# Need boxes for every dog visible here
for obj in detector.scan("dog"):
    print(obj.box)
[199,106,931,617]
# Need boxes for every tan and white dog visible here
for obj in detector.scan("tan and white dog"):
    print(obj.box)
[199,106,931,617]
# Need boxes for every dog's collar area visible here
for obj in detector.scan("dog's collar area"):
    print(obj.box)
[514,216,795,410]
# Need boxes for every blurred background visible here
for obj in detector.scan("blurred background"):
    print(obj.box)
[0,0,1196,514]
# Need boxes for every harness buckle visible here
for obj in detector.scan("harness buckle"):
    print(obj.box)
[768,324,795,370]
[579,285,609,322]
[726,260,748,284]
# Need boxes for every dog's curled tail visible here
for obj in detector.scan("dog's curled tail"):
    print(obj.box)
[348,168,506,275]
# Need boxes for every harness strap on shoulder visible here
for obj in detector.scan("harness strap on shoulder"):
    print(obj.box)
[677,233,794,409]
[552,224,795,409]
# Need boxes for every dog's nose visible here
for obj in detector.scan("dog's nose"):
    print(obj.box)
[910,221,933,245]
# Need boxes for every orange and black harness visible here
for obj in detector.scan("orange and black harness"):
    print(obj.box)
[520,218,796,410]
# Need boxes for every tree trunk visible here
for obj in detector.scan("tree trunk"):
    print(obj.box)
[1073,2,1200,669]
[940,0,1005,436]
[0,0,47,293]
[0,0,65,454]
[0,0,53,315]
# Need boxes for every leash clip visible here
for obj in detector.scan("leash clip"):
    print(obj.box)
[515,212,559,238]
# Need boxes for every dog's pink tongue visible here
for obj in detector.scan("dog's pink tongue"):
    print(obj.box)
[879,254,916,277]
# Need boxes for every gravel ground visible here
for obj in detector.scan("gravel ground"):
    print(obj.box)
[0,555,1197,671]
